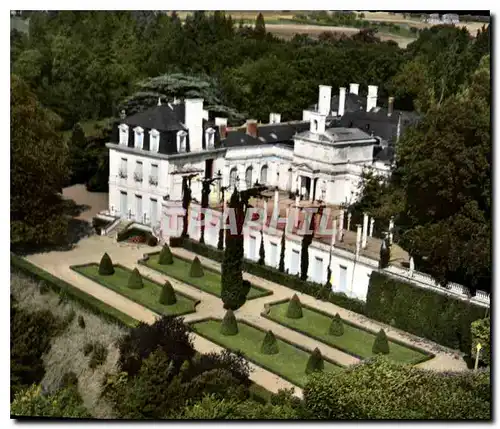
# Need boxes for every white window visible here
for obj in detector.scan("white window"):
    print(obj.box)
[249,235,257,260]
[119,158,128,178]
[177,130,187,153]
[290,249,300,275]
[269,242,278,267]
[229,167,238,189]
[205,128,215,149]
[119,124,129,145]
[149,164,159,186]
[134,161,143,182]
[339,265,347,293]
[245,166,253,189]
[134,126,144,149]
[150,128,160,152]
[260,165,268,184]
[313,256,323,283]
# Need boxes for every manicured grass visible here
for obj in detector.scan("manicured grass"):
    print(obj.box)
[190,319,340,388]
[266,301,431,364]
[72,263,197,317]
[143,253,271,300]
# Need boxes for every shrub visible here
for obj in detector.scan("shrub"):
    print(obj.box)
[305,348,324,375]
[258,231,265,265]
[220,310,238,336]
[61,371,79,388]
[169,236,184,248]
[83,342,94,356]
[286,294,303,319]
[329,313,344,336]
[78,315,85,329]
[260,330,279,355]
[471,317,490,366]
[89,342,108,369]
[98,253,115,275]
[159,281,177,305]
[63,308,76,327]
[190,257,204,278]
[278,231,285,272]
[127,268,144,290]
[159,244,174,265]
[147,234,158,247]
[39,281,49,295]
[372,329,390,355]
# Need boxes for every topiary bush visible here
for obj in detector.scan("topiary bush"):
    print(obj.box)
[329,313,344,336]
[83,342,94,356]
[305,348,324,375]
[159,244,174,265]
[128,268,144,290]
[286,294,303,319]
[220,310,239,336]
[372,329,390,355]
[260,330,279,355]
[99,253,115,275]
[89,342,108,369]
[159,280,177,305]
[78,315,85,329]
[189,256,204,278]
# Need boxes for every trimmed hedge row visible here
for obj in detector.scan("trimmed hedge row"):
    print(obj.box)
[10,254,138,328]
[366,271,487,354]
[174,237,366,316]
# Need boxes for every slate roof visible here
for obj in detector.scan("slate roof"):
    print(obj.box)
[223,121,310,147]
[330,93,366,114]
[122,103,186,132]
[296,127,375,144]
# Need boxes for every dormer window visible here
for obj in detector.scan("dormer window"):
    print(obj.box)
[134,126,144,150]
[205,128,215,149]
[119,124,129,145]
[150,128,160,152]
[177,130,187,153]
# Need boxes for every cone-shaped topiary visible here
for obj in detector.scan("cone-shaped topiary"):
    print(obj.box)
[128,268,144,290]
[159,280,177,305]
[260,330,279,355]
[372,329,390,354]
[329,313,344,336]
[158,244,174,265]
[286,294,303,319]
[220,309,238,336]
[98,253,114,275]
[189,256,204,278]
[305,347,324,375]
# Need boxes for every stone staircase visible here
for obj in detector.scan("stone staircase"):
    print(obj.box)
[109,219,134,239]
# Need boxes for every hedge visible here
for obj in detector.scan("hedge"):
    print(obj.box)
[174,237,366,315]
[365,271,487,354]
[10,254,138,328]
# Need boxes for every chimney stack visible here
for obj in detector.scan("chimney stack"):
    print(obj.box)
[338,87,346,117]
[215,117,228,138]
[366,85,378,112]
[246,119,258,138]
[269,112,282,124]
[184,98,204,152]
[349,83,359,95]
[388,96,395,117]
[318,85,332,116]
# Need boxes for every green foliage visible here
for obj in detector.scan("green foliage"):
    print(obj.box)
[260,330,279,355]
[158,244,174,265]
[89,342,108,369]
[83,342,94,356]
[305,348,324,375]
[365,271,486,353]
[62,308,76,327]
[303,356,491,419]
[189,256,204,278]
[220,310,239,336]
[127,268,144,290]
[329,313,344,336]
[471,317,490,366]
[372,329,390,355]
[278,230,285,272]
[78,315,85,329]
[300,212,316,281]
[378,238,390,269]
[98,253,114,275]
[286,294,303,319]
[258,231,265,265]
[159,280,177,305]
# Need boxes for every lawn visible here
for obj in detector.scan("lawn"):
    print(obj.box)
[72,263,197,317]
[266,301,432,364]
[143,253,271,300]
[190,319,340,388]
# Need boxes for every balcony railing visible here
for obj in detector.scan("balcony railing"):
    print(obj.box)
[149,175,158,186]
[118,169,128,179]
[134,172,143,183]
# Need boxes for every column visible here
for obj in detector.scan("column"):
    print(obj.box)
[347,212,352,231]
[362,212,369,249]
[356,224,362,258]
[294,195,300,228]
[389,216,395,245]
[369,217,375,237]
[338,209,344,241]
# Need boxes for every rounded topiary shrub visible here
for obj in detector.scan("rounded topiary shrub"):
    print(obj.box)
[159,280,177,305]
[372,329,390,355]
[98,252,115,275]
[158,244,173,265]
[220,309,238,336]
[260,330,279,355]
[286,294,303,319]
[128,268,144,290]
[189,256,204,278]
[305,347,324,375]
[78,315,86,329]
[329,313,344,336]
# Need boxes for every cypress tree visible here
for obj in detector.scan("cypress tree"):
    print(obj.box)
[379,237,391,269]
[329,313,344,336]
[278,229,285,272]
[128,268,144,290]
[159,280,177,305]
[258,230,265,265]
[286,294,303,319]
[254,12,266,39]
[260,330,279,354]
[158,244,174,265]
[189,256,204,277]
[305,347,324,374]
[372,329,390,354]
[220,309,239,336]
[181,177,191,238]
[300,209,317,281]
[98,253,114,275]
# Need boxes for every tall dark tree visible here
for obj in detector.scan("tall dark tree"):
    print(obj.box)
[181,176,193,238]
[278,229,286,272]
[254,13,266,40]
[300,208,319,281]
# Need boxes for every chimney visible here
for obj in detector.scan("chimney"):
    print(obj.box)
[338,87,346,117]
[362,212,369,249]
[269,113,281,124]
[309,112,326,134]
[388,96,395,117]
[318,85,332,116]
[215,117,228,138]
[246,120,258,138]
[366,85,378,112]
[184,98,204,151]
[349,83,359,95]
[202,109,209,121]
